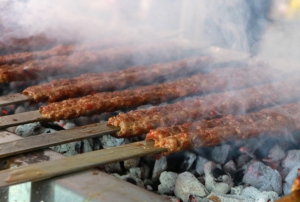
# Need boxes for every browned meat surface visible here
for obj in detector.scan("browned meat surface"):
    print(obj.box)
[146,102,300,156]
[40,65,292,121]
[0,40,188,83]
[22,56,210,103]
[108,77,300,137]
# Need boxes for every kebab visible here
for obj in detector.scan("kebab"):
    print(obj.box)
[39,65,293,121]
[22,56,210,103]
[0,40,188,83]
[145,101,300,156]
[108,76,300,137]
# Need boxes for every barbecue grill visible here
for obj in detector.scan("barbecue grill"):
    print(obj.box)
[0,1,300,201]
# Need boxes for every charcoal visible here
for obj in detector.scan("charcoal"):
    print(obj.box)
[15,106,26,114]
[241,187,261,199]
[129,167,143,179]
[92,138,101,150]
[161,195,181,202]
[223,160,237,177]
[188,195,209,202]
[124,158,140,170]
[174,171,208,202]
[207,193,254,202]
[50,141,81,156]
[242,161,282,195]
[180,151,197,171]
[256,191,279,202]
[158,171,178,195]
[104,162,122,174]
[238,138,260,158]
[41,128,57,134]
[146,185,153,191]
[195,156,209,175]
[203,161,233,194]
[62,121,76,129]
[113,173,144,188]
[253,138,278,160]
[15,123,45,137]
[140,162,151,179]
[281,150,300,173]
[99,134,126,148]
[262,144,286,163]
[82,139,93,153]
[235,154,251,169]
[152,156,167,180]
[283,164,300,195]
[230,185,244,195]
[210,144,231,165]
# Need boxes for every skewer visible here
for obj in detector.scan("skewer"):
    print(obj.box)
[0,140,166,188]
[0,122,119,158]
[0,93,32,107]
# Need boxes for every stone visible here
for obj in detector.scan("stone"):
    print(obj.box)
[210,144,231,165]
[174,171,208,202]
[152,156,167,180]
[124,158,140,170]
[195,156,209,175]
[158,171,178,195]
[242,161,282,195]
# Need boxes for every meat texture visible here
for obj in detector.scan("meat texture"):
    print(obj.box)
[0,40,188,83]
[40,65,293,121]
[22,56,211,103]
[108,77,300,137]
[146,101,300,156]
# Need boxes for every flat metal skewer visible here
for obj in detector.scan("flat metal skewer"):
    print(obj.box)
[0,93,32,107]
[0,122,119,158]
[0,140,167,188]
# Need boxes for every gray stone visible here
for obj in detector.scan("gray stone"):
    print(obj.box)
[158,171,178,195]
[204,161,233,194]
[195,156,209,175]
[174,171,208,202]
[124,158,140,170]
[99,134,125,148]
[210,144,231,165]
[242,161,282,195]
[180,151,197,171]
[152,156,167,180]
[15,123,45,137]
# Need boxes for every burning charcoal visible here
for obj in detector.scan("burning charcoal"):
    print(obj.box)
[283,164,300,195]
[230,185,244,195]
[174,171,208,202]
[124,158,140,170]
[223,160,237,177]
[281,150,300,173]
[15,123,45,137]
[50,141,81,156]
[104,162,122,174]
[180,151,197,172]
[151,156,167,180]
[129,167,143,179]
[210,144,231,165]
[99,134,126,148]
[82,139,93,153]
[262,144,286,163]
[196,156,209,175]
[158,171,178,195]
[207,193,255,202]
[203,161,233,194]
[235,154,251,169]
[14,106,26,114]
[242,161,282,195]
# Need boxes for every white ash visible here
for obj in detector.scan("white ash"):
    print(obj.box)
[174,171,208,202]
[152,156,167,180]
[158,171,178,195]
[196,156,209,175]
[210,144,231,165]
[242,161,282,195]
